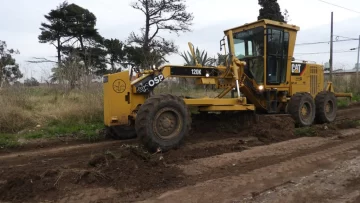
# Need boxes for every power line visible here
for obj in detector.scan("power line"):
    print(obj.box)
[317,0,360,14]
[296,39,358,46]
[294,50,357,56]
[334,35,358,40]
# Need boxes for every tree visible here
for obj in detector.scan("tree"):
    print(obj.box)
[283,9,290,23]
[0,41,23,88]
[39,2,110,89]
[123,46,145,69]
[129,0,194,69]
[354,63,360,70]
[180,47,216,66]
[24,77,40,87]
[64,3,102,70]
[38,1,71,65]
[50,54,85,89]
[40,2,105,79]
[216,53,227,66]
[103,38,126,73]
[258,0,286,23]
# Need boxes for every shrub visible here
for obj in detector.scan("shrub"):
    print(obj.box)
[24,77,40,87]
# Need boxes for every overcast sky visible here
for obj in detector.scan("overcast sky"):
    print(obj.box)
[1,0,360,81]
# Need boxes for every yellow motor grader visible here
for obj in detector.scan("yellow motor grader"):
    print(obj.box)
[103,19,352,152]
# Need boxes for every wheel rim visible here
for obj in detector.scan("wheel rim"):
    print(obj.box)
[325,100,334,115]
[153,107,183,140]
[300,102,312,121]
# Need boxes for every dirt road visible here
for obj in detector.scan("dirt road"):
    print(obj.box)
[1,106,360,203]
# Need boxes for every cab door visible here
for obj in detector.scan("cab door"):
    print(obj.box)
[265,26,290,86]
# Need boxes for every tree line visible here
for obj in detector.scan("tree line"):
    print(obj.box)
[0,0,287,89]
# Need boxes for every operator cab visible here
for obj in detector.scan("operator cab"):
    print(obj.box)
[224,20,300,89]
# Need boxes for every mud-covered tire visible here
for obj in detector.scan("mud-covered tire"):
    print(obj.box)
[105,125,137,140]
[315,91,337,124]
[288,93,316,127]
[135,94,191,152]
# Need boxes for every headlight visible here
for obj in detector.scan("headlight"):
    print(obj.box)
[206,73,210,78]
[258,85,264,91]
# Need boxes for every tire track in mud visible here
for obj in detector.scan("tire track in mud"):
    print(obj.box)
[140,132,360,203]
[177,137,328,175]
[336,106,360,122]
[177,129,360,176]
[246,153,360,203]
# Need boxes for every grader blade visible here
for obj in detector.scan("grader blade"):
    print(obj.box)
[191,111,259,134]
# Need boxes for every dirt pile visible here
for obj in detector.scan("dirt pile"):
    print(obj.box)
[250,115,295,143]
[0,145,186,203]
[0,169,61,202]
[190,112,297,144]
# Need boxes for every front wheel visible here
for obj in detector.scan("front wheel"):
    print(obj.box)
[288,93,316,127]
[135,94,191,152]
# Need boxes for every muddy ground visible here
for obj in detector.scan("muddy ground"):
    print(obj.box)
[1,106,360,203]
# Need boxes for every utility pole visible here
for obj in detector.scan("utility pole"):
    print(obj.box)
[357,35,360,87]
[329,12,334,82]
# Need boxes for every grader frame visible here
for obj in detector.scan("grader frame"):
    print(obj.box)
[103,19,352,151]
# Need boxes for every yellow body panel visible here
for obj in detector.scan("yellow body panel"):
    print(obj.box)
[224,19,300,33]
[103,71,145,126]
[289,63,325,97]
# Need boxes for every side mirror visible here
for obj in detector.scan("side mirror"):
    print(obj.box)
[220,37,226,51]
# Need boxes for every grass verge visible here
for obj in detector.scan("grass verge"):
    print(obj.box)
[0,121,105,149]
[294,127,317,137]
[0,85,105,149]
[338,94,360,108]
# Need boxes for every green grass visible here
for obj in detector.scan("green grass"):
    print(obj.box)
[337,94,360,108]
[0,121,105,149]
[353,94,360,102]
[294,127,317,137]
[45,121,105,141]
[338,99,350,108]
[0,134,19,148]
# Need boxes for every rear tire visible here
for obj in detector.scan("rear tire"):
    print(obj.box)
[135,94,191,152]
[288,93,316,127]
[315,91,337,124]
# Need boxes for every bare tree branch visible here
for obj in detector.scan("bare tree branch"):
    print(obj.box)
[51,42,58,48]
[129,0,193,69]
[131,1,147,15]
[61,37,77,46]
[149,24,160,42]
[27,57,57,64]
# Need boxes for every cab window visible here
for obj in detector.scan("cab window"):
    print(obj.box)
[233,27,265,84]
[266,27,289,85]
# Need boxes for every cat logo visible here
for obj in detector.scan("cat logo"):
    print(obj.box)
[292,64,301,74]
